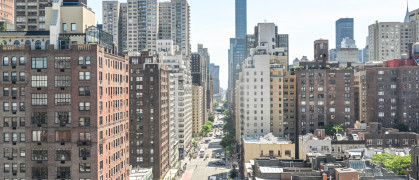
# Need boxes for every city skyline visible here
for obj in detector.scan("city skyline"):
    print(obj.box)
[91,0,418,89]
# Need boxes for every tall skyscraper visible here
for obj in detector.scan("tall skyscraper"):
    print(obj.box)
[228,0,247,99]
[102,1,128,54]
[126,0,159,54]
[210,63,220,94]
[335,18,354,49]
[235,0,247,39]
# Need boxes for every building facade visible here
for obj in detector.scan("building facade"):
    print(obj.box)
[192,85,203,137]
[0,44,129,180]
[368,21,416,62]
[102,1,127,54]
[210,63,220,95]
[129,54,170,179]
[1,0,13,23]
[335,18,354,49]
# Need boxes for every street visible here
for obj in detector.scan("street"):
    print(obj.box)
[181,114,236,180]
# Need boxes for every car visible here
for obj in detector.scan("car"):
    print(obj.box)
[216,153,220,158]
[213,160,225,165]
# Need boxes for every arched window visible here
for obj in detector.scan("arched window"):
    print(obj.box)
[14,40,20,45]
[2,40,7,45]
[45,40,50,49]
[19,57,25,65]
[25,40,31,46]
[3,57,9,66]
[78,56,84,65]
[11,57,17,66]
[85,56,91,65]
[35,40,42,50]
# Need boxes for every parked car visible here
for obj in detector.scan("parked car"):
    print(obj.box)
[216,153,220,158]
[213,160,225,165]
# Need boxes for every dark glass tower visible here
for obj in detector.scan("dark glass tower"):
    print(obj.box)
[235,0,247,39]
[335,18,354,49]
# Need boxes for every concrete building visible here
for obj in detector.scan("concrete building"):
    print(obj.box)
[242,133,295,169]
[129,168,153,180]
[197,44,212,114]
[129,53,170,179]
[298,133,331,160]
[0,43,129,180]
[336,18,354,49]
[192,85,203,137]
[210,63,220,95]
[356,59,419,131]
[0,0,13,23]
[14,0,48,30]
[102,1,128,54]
[160,42,192,159]
[329,49,337,61]
[368,21,416,62]
[337,48,359,65]
[126,0,159,54]
[269,54,296,141]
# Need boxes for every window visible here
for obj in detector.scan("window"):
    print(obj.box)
[3,102,9,112]
[345,108,351,112]
[3,57,9,66]
[32,94,47,106]
[330,108,335,112]
[79,87,90,96]
[55,149,71,161]
[79,133,91,142]
[55,131,71,142]
[378,71,384,75]
[285,150,291,156]
[32,167,48,179]
[3,72,9,81]
[3,87,9,96]
[31,76,48,87]
[79,117,90,126]
[31,57,47,69]
[55,75,71,87]
[32,130,48,142]
[55,57,71,69]
[19,57,25,65]
[35,40,42,49]
[32,149,48,161]
[11,57,17,66]
[71,23,76,31]
[79,72,91,80]
[20,148,25,157]
[31,112,47,124]
[56,167,71,179]
[78,57,84,65]
[79,102,91,111]
[55,94,71,106]
[20,133,26,142]
[19,72,26,81]
[55,112,71,124]
[4,163,10,173]
[79,148,91,158]
[20,163,26,173]
[79,163,91,173]
[85,56,91,65]
[378,112,384,118]
[62,23,67,31]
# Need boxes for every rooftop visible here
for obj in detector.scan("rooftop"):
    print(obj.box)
[243,133,292,144]
[0,31,50,36]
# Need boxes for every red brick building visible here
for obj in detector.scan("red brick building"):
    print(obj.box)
[0,44,130,180]
[0,0,13,23]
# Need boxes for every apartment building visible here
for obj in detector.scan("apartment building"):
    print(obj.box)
[358,59,419,131]
[368,21,416,62]
[0,43,129,180]
[14,0,49,30]
[0,0,13,23]
[192,85,203,137]
[102,1,128,53]
[128,53,170,179]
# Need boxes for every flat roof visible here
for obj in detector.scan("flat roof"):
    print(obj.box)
[243,133,291,144]
[0,31,50,36]
[259,166,283,174]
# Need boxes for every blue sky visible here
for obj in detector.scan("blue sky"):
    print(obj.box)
[92,0,418,89]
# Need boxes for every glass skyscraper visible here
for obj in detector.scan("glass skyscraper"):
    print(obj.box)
[335,18,354,49]
[235,0,247,39]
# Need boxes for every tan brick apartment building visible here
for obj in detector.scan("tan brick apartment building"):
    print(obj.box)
[0,44,130,180]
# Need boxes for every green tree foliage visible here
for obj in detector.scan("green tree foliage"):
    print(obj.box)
[213,101,219,108]
[220,134,236,149]
[0,24,6,31]
[322,123,343,136]
[208,115,215,122]
[371,153,411,175]
[200,121,213,137]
